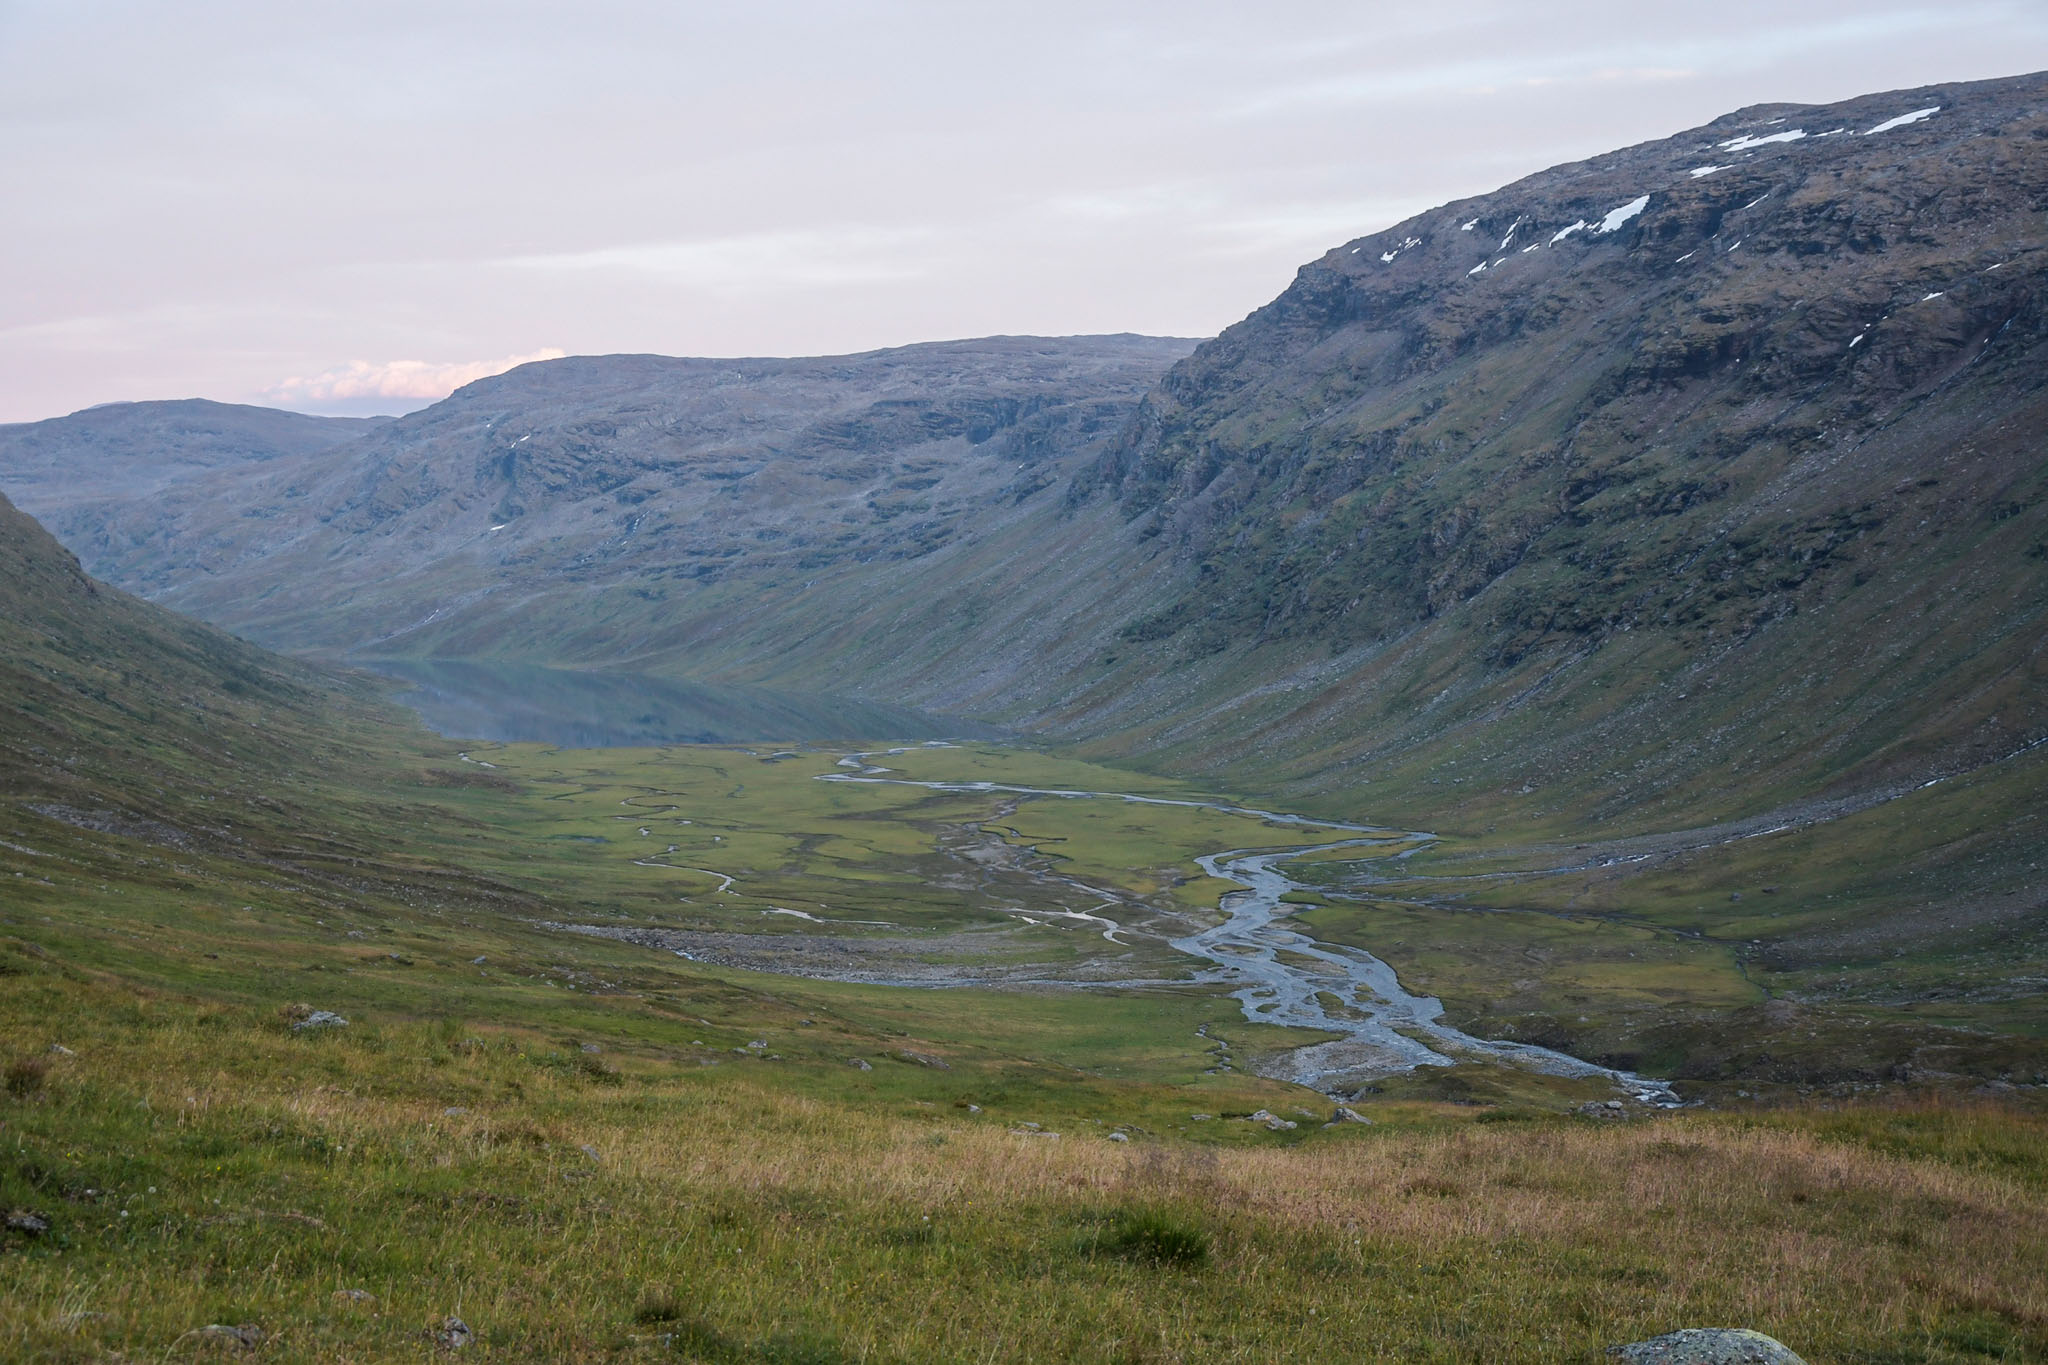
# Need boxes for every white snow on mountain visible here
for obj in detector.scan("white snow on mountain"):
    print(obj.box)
[1865,106,1940,136]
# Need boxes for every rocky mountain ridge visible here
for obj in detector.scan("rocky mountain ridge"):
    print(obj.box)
[2,75,2041,846]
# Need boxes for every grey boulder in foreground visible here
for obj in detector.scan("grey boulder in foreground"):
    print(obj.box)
[1609,1329,1806,1364]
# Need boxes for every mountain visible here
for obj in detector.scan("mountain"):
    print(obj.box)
[4,75,2042,844]
[0,398,381,525]
[1,337,1194,666]
[1064,70,2048,826]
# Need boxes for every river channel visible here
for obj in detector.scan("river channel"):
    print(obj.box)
[823,751,1681,1105]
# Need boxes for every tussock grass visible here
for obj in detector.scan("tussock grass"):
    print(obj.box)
[4,976,2044,1362]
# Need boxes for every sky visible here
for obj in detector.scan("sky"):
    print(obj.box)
[4,2,2046,422]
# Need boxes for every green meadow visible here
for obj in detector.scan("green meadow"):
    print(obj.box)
[5,734,2046,1361]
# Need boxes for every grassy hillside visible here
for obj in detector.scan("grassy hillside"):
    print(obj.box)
[4,489,2047,1361]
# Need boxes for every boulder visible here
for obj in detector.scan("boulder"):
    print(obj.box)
[1610,1328,1806,1364]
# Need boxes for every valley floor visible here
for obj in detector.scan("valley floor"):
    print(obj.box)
[4,736,2044,1361]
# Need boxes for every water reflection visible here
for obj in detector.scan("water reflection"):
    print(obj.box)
[361,657,1003,747]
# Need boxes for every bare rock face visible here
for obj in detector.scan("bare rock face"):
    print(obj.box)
[1609,1328,1806,1364]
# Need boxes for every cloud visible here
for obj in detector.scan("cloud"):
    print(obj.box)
[494,228,936,291]
[269,348,567,403]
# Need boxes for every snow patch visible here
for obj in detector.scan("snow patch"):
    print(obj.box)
[1689,165,1730,178]
[1467,261,1488,276]
[1460,217,1479,231]
[1720,129,1806,152]
[1675,249,1698,263]
[1740,193,1769,211]
[488,523,507,532]
[1849,332,1867,348]
[1499,217,1525,250]
[1551,220,1589,244]
[1920,291,1945,302]
[1521,243,1540,253]
[1595,195,1650,233]
[1864,106,1939,136]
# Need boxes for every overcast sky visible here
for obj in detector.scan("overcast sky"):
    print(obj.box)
[4,2,2045,421]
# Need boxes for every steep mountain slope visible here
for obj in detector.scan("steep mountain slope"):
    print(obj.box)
[5,76,2041,856]
[1055,71,2048,823]
[0,486,438,884]
[3,337,1193,662]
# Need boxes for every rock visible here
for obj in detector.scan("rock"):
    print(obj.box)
[470,956,487,964]
[46,1043,73,1056]
[1245,1109,1298,1131]
[443,1106,467,1117]
[290,1009,348,1032]
[195,1323,265,1349]
[579,1043,602,1054]
[898,1049,950,1069]
[436,1316,473,1351]
[578,1143,601,1162]
[6,1209,50,1236]
[1106,1131,1130,1142]
[1327,1106,1373,1125]
[1609,1328,1806,1364]
[1009,1127,1059,1138]
[848,1057,872,1071]
[1189,1113,1214,1122]
[333,1289,377,1306]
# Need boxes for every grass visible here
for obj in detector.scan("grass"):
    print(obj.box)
[5,485,2047,1357]
[4,978,2046,1362]
[3,723,2045,1359]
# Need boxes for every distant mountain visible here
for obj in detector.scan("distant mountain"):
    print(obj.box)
[0,398,381,511]
[0,337,1195,668]
[3,75,2042,845]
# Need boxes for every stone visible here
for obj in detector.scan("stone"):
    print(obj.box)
[6,1210,50,1236]
[1326,1106,1373,1125]
[1106,1131,1130,1142]
[1246,1109,1297,1131]
[1609,1328,1807,1364]
[333,1289,377,1306]
[443,1107,467,1117]
[436,1316,473,1351]
[290,1009,348,1032]
[579,1043,602,1054]
[898,1049,950,1069]
[848,1057,872,1071]
[194,1323,265,1349]
[47,1043,74,1056]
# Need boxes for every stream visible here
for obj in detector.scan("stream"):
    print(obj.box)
[824,750,1681,1105]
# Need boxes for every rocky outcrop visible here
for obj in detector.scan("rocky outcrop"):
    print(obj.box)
[1609,1328,1806,1364]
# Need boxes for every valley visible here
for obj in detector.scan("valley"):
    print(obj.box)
[3,66,2046,1364]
